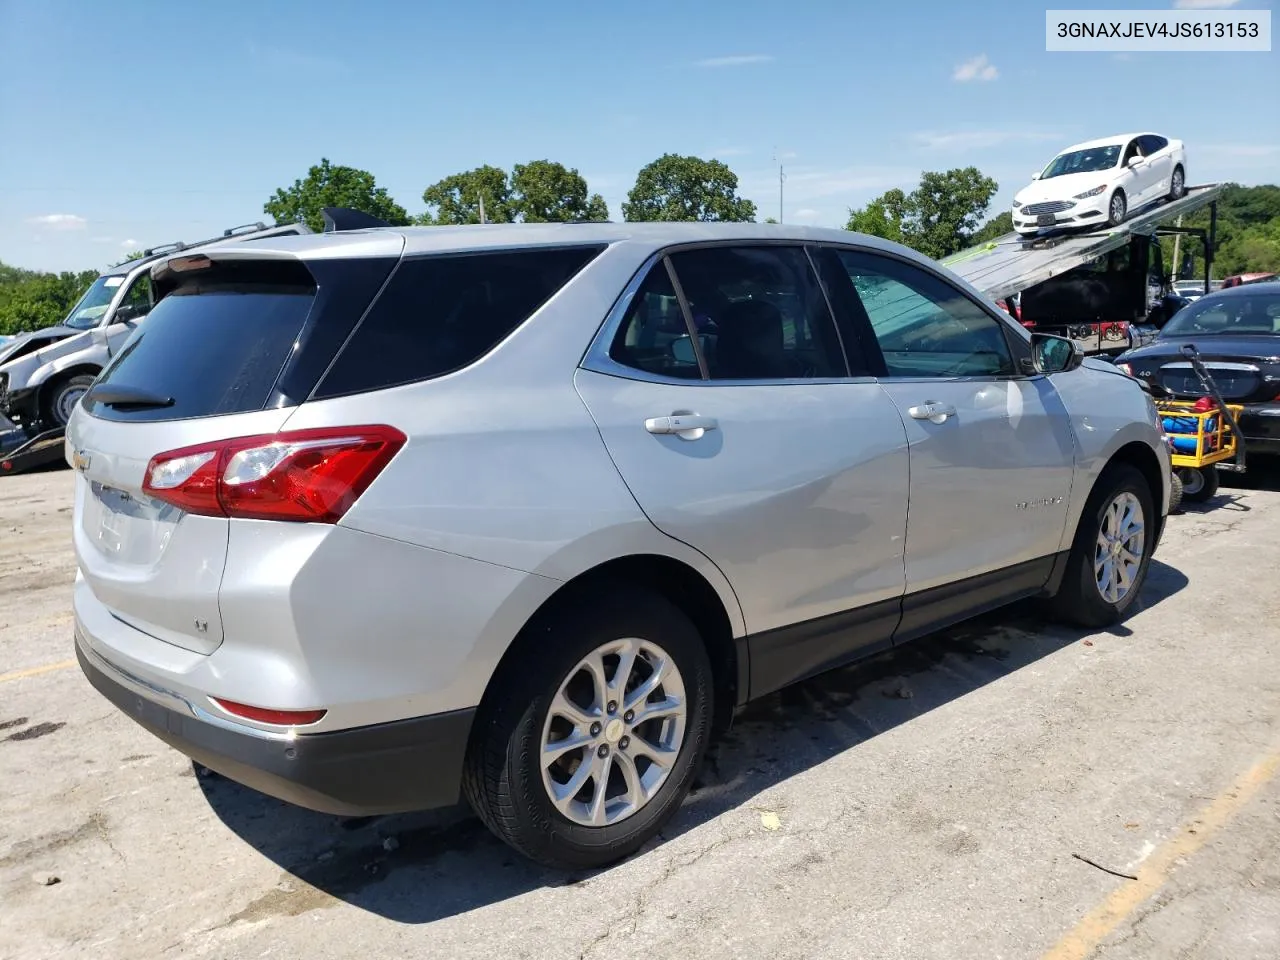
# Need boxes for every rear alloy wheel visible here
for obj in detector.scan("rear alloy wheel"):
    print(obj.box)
[1107,190,1128,227]
[462,587,713,870]
[1048,463,1155,628]
[43,374,97,428]
[1168,165,1186,200]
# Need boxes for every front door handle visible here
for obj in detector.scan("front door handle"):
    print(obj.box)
[907,401,956,424]
[645,414,718,439]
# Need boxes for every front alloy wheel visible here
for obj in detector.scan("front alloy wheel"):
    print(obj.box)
[1047,463,1155,628]
[1108,191,1127,227]
[1094,492,1145,604]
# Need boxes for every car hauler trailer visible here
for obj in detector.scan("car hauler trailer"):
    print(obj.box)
[944,183,1224,357]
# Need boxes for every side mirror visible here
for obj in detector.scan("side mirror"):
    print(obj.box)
[1030,332,1084,374]
[1127,155,1143,168]
[670,335,699,367]
[1030,170,1041,180]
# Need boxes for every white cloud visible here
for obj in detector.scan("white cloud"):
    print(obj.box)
[694,54,774,68]
[27,213,87,230]
[953,54,998,82]
[120,238,139,248]
[1173,0,1240,9]
[913,130,1063,151]
[791,208,821,221]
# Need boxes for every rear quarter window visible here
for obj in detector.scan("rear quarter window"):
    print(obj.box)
[313,245,605,399]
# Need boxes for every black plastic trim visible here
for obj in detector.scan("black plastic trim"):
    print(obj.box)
[894,554,1058,644]
[748,598,899,700]
[77,640,474,817]
[745,554,1065,701]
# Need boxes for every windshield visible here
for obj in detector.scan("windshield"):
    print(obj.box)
[1040,145,1122,178]
[1159,292,1280,337]
[62,276,123,330]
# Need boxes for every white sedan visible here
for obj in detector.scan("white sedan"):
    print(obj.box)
[1012,133,1187,237]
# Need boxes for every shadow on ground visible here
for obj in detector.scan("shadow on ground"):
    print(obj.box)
[195,557,1189,927]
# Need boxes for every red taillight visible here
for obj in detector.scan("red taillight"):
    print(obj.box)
[210,697,326,726]
[143,425,406,523]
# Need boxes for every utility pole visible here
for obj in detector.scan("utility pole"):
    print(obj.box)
[478,194,487,225]
[773,148,785,223]
[1170,214,1182,281]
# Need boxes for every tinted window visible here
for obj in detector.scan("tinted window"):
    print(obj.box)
[666,245,847,380]
[609,262,702,380]
[834,250,1015,378]
[86,260,317,422]
[1161,292,1280,336]
[316,246,603,398]
[115,274,153,323]
[1141,135,1168,153]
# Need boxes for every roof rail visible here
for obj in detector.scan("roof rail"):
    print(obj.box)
[223,221,268,237]
[143,241,188,257]
[322,207,392,233]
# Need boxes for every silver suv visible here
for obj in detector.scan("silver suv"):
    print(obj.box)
[68,222,1171,869]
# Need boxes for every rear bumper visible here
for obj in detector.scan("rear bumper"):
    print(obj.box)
[1237,406,1280,456]
[76,628,475,816]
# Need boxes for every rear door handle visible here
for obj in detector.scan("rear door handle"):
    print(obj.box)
[907,402,956,424]
[645,414,718,439]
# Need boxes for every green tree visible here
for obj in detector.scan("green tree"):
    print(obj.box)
[846,189,910,246]
[509,160,609,222]
[1159,184,1280,279]
[264,158,410,233]
[846,167,998,259]
[972,211,1013,245]
[0,264,99,336]
[622,154,757,222]
[419,165,514,225]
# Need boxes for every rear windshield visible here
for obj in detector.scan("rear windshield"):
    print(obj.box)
[85,260,317,422]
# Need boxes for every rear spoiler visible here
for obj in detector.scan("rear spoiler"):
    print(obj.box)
[322,207,392,232]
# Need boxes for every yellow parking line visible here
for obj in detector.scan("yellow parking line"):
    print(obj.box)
[0,659,76,684]
[1041,743,1280,960]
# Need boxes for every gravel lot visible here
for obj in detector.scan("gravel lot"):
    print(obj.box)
[2,464,1279,960]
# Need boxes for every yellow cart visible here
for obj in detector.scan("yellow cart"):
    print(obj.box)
[1153,344,1247,506]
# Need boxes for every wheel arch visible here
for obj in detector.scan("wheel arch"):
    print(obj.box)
[475,553,745,741]
[37,364,102,422]
[1097,439,1167,546]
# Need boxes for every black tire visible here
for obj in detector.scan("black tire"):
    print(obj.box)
[1168,470,1184,514]
[1048,463,1156,628]
[41,373,96,428]
[1180,466,1219,503]
[1107,190,1127,227]
[1168,165,1186,201]
[462,585,713,870]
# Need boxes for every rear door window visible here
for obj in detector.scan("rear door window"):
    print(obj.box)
[85,259,318,422]
[663,245,851,380]
[315,245,604,398]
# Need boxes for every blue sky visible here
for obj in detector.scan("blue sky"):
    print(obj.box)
[1,0,1276,271]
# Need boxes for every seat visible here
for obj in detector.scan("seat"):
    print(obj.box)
[712,299,797,380]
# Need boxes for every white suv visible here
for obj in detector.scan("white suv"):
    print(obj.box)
[68,221,1171,869]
